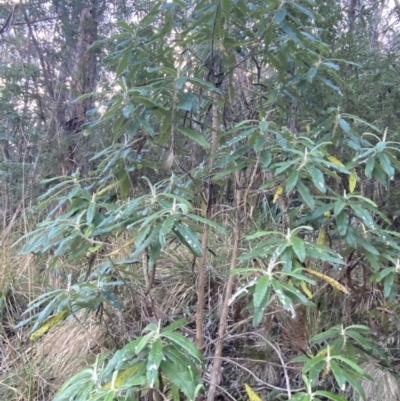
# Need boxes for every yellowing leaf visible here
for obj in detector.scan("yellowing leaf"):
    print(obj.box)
[317,227,327,245]
[245,384,263,401]
[300,280,313,299]
[306,124,311,132]
[103,363,144,389]
[273,185,284,204]
[162,149,174,172]
[304,268,349,294]
[201,200,207,217]
[349,169,357,193]
[30,310,68,342]
[317,345,335,357]
[328,155,345,167]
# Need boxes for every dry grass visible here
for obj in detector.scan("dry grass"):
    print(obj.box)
[352,361,400,401]
[1,212,400,401]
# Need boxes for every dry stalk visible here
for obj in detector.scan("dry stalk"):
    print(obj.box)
[207,171,243,401]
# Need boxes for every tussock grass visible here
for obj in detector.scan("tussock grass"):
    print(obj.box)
[352,361,400,401]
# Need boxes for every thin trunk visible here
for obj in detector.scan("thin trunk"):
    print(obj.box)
[196,88,219,348]
[394,0,400,19]
[348,0,357,33]
[207,172,242,401]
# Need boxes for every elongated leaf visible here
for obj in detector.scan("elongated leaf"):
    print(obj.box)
[172,221,202,257]
[286,170,299,193]
[336,211,349,236]
[280,281,313,306]
[178,127,210,149]
[147,339,163,387]
[162,332,202,363]
[253,275,271,326]
[313,390,348,401]
[291,236,306,262]
[296,181,315,210]
[307,165,326,193]
[304,269,349,294]
[271,279,295,316]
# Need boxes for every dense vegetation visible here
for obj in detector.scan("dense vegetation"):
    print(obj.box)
[1,0,400,400]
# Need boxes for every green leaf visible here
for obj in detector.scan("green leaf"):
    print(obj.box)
[332,356,364,374]
[371,267,393,282]
[178,127,210,149]
[280,281,313,306]
[117,52,130,76]
[260,150,272,168]
[221,0,231,21]
[186,213,227,234]
[172,221,202,257]
[253,275,271,326]
[213,161,249,180]
[378,152,394,178]
[161,332,202,363]
[340,371,366,401]
[147,338,163,387]
[286,170,299,193]
[288,1,315,19]
[291,236,306,262]
[118,165,131,198]
[336,211,349,236]
[350,204,374,227]
[365,157,375,178]
[306,165,326,193]
[384,272,394,298]
[345,330,370,350]
[275,8,287,24]
[313,390,348,401]
[162,318,188,333]
[303,354,326,374]
[310,326,341,345]
[187,77,222,94]
[161,214,176,234]
[271,279,295,316]
[161,360,201,401]
[330,360,347,390]
[134,331,155,354]
[296,181,315,210]
[86,200,96,225]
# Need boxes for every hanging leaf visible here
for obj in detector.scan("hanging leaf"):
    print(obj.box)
[317,227,328,245]
[300,280,313,299]
[30,310,68,342]
[291,236,306,262]
[172,222,202,257]
[296,181,315,210]
[348,169,357,193]
[304,268,349,294]
[336,211,349,236]
[307,165,326,193]
[162,149,175,172]
[178,127,210,149]
[328,156,344,167]
[286,170,299,193]
[365,157,375,178]
[273,185,284,204]
[253,275,271,326]
[245,384,263,401]
[147,339,163,387]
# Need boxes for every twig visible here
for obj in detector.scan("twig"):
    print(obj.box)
[203,378,237,401]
